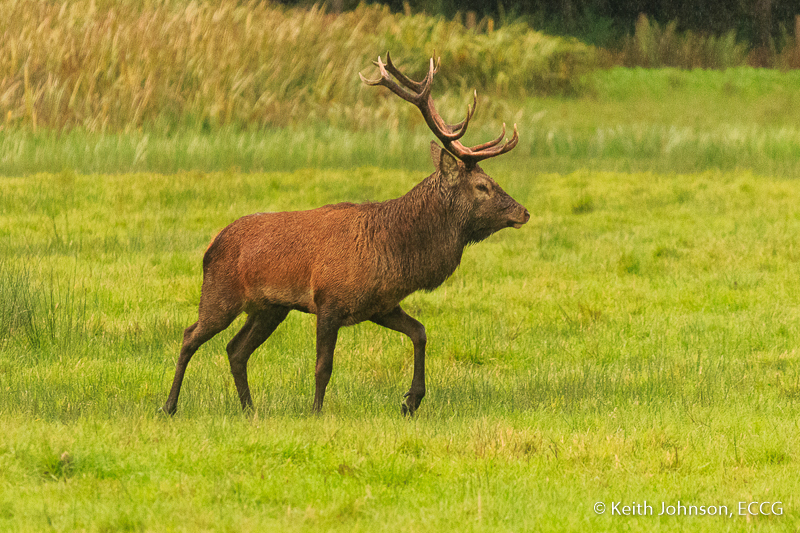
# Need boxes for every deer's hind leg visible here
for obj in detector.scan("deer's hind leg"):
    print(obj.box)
[226,306,291,411]
[163,272,249,415]
[163,307,239,415]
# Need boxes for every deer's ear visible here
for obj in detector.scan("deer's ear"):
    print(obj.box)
[437,145,461,185]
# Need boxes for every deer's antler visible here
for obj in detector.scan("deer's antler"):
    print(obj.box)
[360,52,518,167]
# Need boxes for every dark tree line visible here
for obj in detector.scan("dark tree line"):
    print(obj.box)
[284,0,800,48]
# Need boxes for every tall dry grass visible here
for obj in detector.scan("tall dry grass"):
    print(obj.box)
[0,0,596,132]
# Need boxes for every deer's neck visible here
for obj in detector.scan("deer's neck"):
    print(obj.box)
[378,175,468,291]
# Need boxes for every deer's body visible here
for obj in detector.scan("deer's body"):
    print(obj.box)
[163,54,529,416]
[208,175,465,323]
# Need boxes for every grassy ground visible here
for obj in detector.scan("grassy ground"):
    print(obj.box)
[1,163,800,531]
[3,5,800,527]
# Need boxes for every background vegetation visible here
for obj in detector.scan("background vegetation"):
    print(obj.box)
[308,0,800,55]
[2,0,800,139]
[3,67,800,178]
[0,0,595,133]
[2,0,800,178]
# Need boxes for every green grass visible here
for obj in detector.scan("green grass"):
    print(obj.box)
[1,165,800,531]
[3,67,799,177]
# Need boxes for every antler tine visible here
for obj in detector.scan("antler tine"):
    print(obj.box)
[359,55,426,105]
[467,122,506,152]
[448,90,477,134]
[465,123,519,162]
[358,58,386,86]
[382,52,435,93]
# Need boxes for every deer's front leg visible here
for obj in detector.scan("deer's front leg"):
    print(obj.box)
[371,306,427,416]
[313,313,341,412]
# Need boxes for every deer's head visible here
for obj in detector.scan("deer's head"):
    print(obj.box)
[362,53,530,243]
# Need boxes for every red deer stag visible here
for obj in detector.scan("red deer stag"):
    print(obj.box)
[162,53,529,416]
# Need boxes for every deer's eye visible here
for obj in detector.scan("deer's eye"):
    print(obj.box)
[476,184,490,194]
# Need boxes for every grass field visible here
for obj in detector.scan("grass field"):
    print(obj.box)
[2,162,800,531]
[3,2,800,530]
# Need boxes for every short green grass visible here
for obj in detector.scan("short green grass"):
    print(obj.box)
[1,165,799,531]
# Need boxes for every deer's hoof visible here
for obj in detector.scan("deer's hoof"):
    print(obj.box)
[401,396,419,417]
